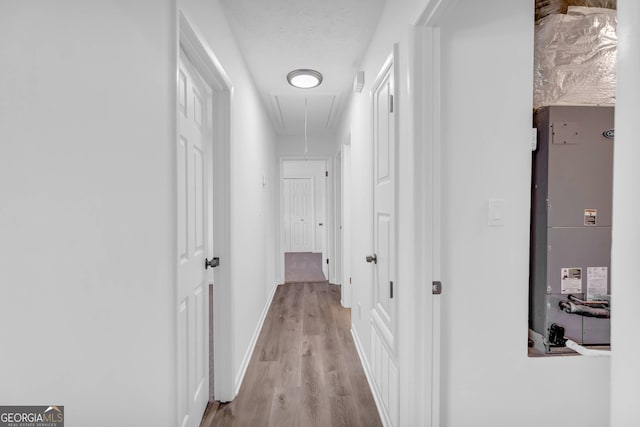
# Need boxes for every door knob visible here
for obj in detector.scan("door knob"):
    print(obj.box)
[205,257,220,269]
[366,254,377,264]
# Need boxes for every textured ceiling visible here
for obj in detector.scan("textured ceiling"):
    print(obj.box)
[220,0,385,135]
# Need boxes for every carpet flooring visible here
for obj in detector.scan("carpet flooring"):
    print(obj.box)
[284,252,326,283]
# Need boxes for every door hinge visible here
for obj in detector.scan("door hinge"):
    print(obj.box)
[390,281,394,299]
[389,94,394,113]
[432,281,442,295]
[326,258,329,264]
[325,170,328,177]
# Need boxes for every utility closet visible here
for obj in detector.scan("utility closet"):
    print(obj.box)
[529,0,617,356]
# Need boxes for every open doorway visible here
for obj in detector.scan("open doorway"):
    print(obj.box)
[280,159,330,280]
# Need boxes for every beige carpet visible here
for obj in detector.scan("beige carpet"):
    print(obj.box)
[284,252,326,283]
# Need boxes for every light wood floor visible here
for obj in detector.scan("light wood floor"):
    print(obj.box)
[202,282,382,427]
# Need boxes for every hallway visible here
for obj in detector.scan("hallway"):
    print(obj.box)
[6,2,640,426]
[203,282,382,427]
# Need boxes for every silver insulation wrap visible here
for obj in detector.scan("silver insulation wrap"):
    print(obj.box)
[534,6,617,109]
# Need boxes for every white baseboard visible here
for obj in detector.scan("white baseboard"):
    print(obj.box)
[233,281,279,395]
[351,325,392,427]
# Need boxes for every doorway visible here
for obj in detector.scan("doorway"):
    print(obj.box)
[367,45,400,426]
[280,159,329,280]
[178,12,234,425]
[177,46,212,427]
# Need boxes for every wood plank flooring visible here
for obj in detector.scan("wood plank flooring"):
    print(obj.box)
[204,282,382,427]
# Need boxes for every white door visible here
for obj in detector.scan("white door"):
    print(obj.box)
[369,49,399,425]
[284,177,315,252]
[177,50,211,427]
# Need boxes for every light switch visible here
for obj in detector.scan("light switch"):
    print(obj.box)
[488,199,505,226]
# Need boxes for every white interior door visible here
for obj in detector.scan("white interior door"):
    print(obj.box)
[177,50,211,427]
[369,48,399,426]
[284,177,315,252]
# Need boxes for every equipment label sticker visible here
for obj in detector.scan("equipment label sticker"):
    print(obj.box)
[561,267,582,294]
[587,266,608,301]
[584,209,597,226]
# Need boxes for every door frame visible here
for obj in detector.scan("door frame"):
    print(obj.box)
[178,11,234,404]
[410,0,458,425]
[334,149,342,287]
[341,141,352,308]
[278,157,332,283]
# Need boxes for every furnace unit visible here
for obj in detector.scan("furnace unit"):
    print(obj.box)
[530,105,613,352]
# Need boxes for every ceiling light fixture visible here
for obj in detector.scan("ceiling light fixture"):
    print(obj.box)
[287,69,323,89]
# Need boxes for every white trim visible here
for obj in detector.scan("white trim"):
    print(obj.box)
[341,141,353,308]
[416,0,459,26]
[179,13,232,91]
[351,326,391,427]
[410,0,458,425]
[370,44,398,98]
[234,282,279,396]
[178,11,234,403]
[334,148,343,287]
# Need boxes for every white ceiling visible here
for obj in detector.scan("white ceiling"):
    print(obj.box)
[220,0,386,136]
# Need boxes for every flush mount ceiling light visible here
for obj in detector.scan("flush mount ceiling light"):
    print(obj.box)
[287,69,323,89]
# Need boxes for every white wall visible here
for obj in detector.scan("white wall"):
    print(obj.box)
[611,1,640,425]
[438,1,610,426]
[277,132,339,158]
[339,0,611,425]
[179,0,279,398]
[0,2,279,425]
[341,142,353,306]
[0,1,177,425]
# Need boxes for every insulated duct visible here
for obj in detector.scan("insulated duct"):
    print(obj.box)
[535,0,616,21]
[533,6,617,109]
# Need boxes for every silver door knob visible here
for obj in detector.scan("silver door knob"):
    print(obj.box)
[366,254,377,264]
